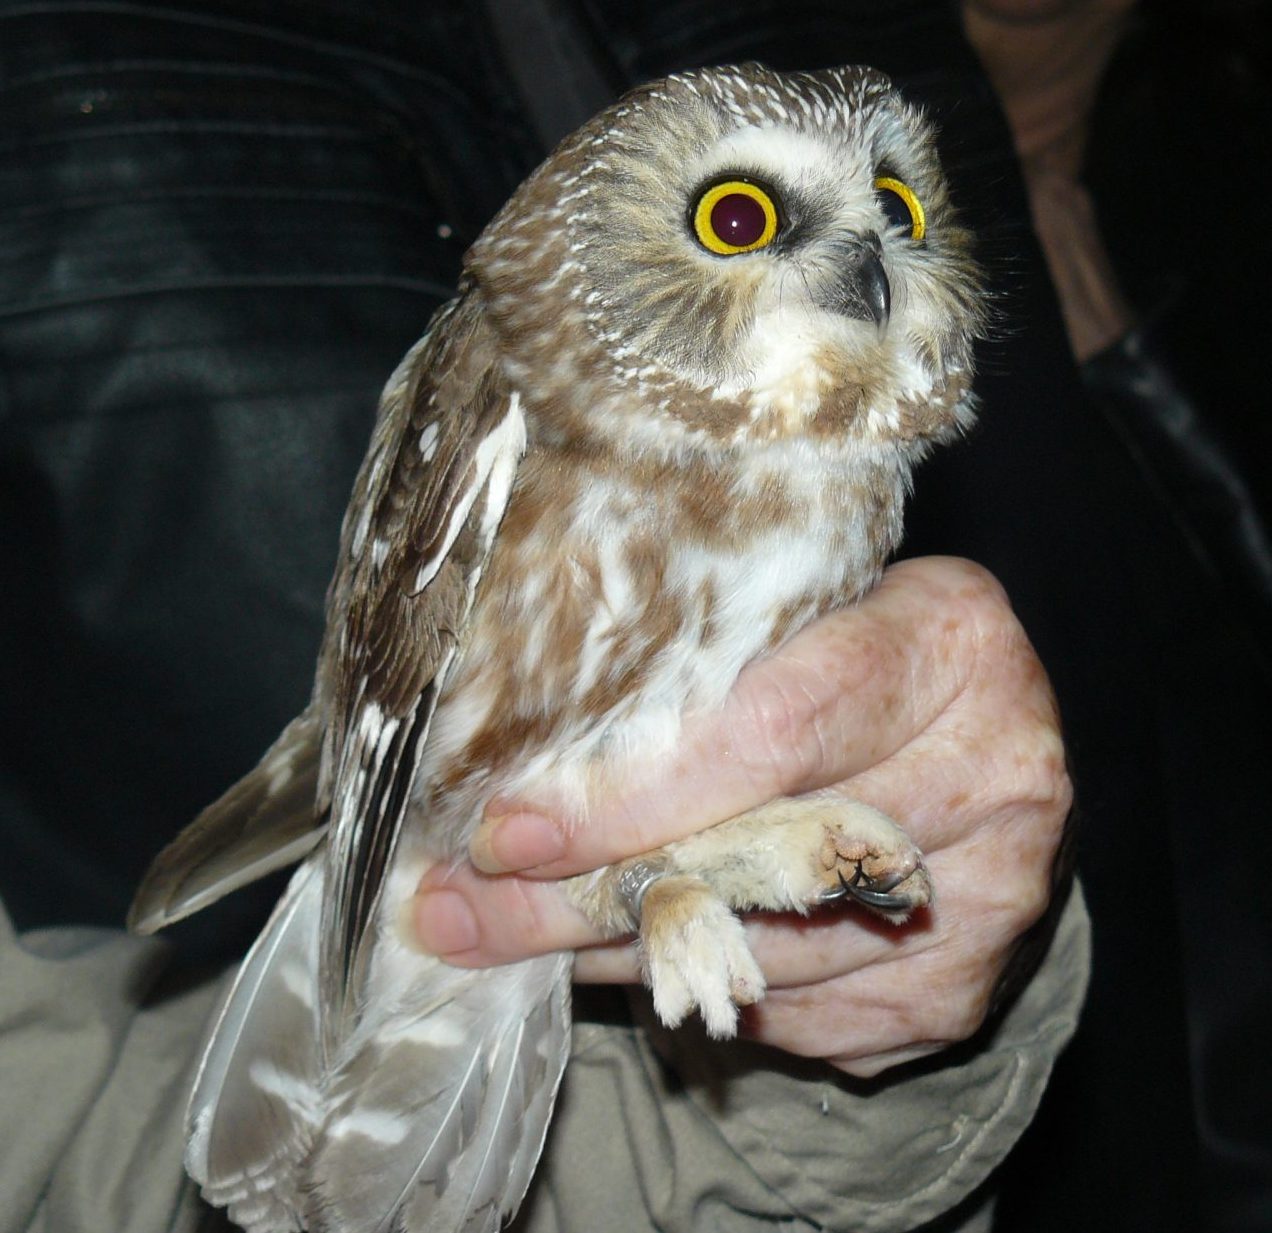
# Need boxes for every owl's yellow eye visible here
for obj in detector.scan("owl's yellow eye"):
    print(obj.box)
[691,178,781,255]
[874,176,926,242]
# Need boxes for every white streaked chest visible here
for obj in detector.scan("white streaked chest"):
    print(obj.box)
[413,437,906,846]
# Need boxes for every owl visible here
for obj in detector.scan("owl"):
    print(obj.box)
[129,63,982,1233]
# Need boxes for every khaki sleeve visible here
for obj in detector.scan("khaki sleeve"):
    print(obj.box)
[0,885,1087,1233]
[0,908,227,1233]
[518,883,1090,1233]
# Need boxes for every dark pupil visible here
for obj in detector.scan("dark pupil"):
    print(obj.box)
[878,187,914,235]
[710,192,766,247]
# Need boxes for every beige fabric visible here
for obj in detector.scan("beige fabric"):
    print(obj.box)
[0,886,1088,1233]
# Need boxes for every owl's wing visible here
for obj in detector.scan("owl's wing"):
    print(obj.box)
[315,291,526,1039]
[126,294,524,949]
[127,708,326,934]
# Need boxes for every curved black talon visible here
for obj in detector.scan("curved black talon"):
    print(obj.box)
[823,865,914,911]
[840,881,915,911]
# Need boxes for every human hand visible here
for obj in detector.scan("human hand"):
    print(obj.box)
[413,556,1072,1078]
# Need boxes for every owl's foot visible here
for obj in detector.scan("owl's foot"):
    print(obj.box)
[566,859,764,1037]
[813,807,932,922]
[567,795,931,1038]
[640,795,932,923]
[818,846,932,919]
[638,873,765,1038]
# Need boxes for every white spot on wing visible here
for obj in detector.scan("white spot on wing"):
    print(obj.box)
[350,504,373,559]
[264,752,295,795]
[328,1107,411,1146]
[418,422,439,461]
[410,394,527,595]
[396,1013,469,1048]
[278,962,313,1006]
[248,1058,313,1103]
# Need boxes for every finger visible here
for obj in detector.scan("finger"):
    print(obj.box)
[415,839,1035,1087]
[571,898,1005,1077]
[417,730,1060,974]
[571,945,989,1081]
[573,939,641,984]
[817,571,1069,858]
[416,823,995,978]
[411,864,602,964]
[736,817,1050,1072]
[410,848,932,975]
[469,556,997,876]
[743,929,1002,1078]
[566,820,1039,988]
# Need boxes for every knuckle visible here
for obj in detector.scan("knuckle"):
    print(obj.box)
[947,557,1014,614]
[946,986,994,1042]
[923,558,1017,648]
[1013,724,1073,817]
[487,878,559,960]
[1019,871,1055,933]
[982,836,1058,942]
[881,984,984,1053]
[730,662,833,794]
[973,663,1071,823]
[835,1054,894,1080]
[913,558,1027,699]
[977,810,1063,936]
[915,977,993,1045]
[945,562,1031,670]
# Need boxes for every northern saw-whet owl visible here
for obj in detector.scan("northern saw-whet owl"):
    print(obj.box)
[130,62,983,1233]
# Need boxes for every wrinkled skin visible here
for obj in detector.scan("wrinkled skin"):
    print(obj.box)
[414,556,1072,1078]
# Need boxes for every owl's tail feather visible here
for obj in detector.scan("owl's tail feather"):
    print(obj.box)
[305,951,573,1233]
[128,708,326,935]
[185,849,573,1233]
[186,856,325,1233]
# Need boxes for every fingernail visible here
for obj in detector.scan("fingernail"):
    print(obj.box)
[413,889,479,955]
[470,809,566,873]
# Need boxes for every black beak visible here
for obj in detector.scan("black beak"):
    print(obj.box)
[844,234,891,327]
[821,233,891,327]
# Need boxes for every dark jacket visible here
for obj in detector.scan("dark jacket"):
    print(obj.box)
[1,3,1267,1229]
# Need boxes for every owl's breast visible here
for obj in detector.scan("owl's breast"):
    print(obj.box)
[414,435,908,849]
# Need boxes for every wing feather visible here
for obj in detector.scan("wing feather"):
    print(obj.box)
[128,708,325,934]
[185,857,325,1232]
[313,292,527,1044]
[302,953,573,1233]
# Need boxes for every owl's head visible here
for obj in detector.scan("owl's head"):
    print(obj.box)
[467,64,983,455]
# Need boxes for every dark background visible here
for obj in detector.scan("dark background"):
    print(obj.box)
[1,2,1268,1229]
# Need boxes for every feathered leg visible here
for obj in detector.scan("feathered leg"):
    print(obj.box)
[569,794,931,1037]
